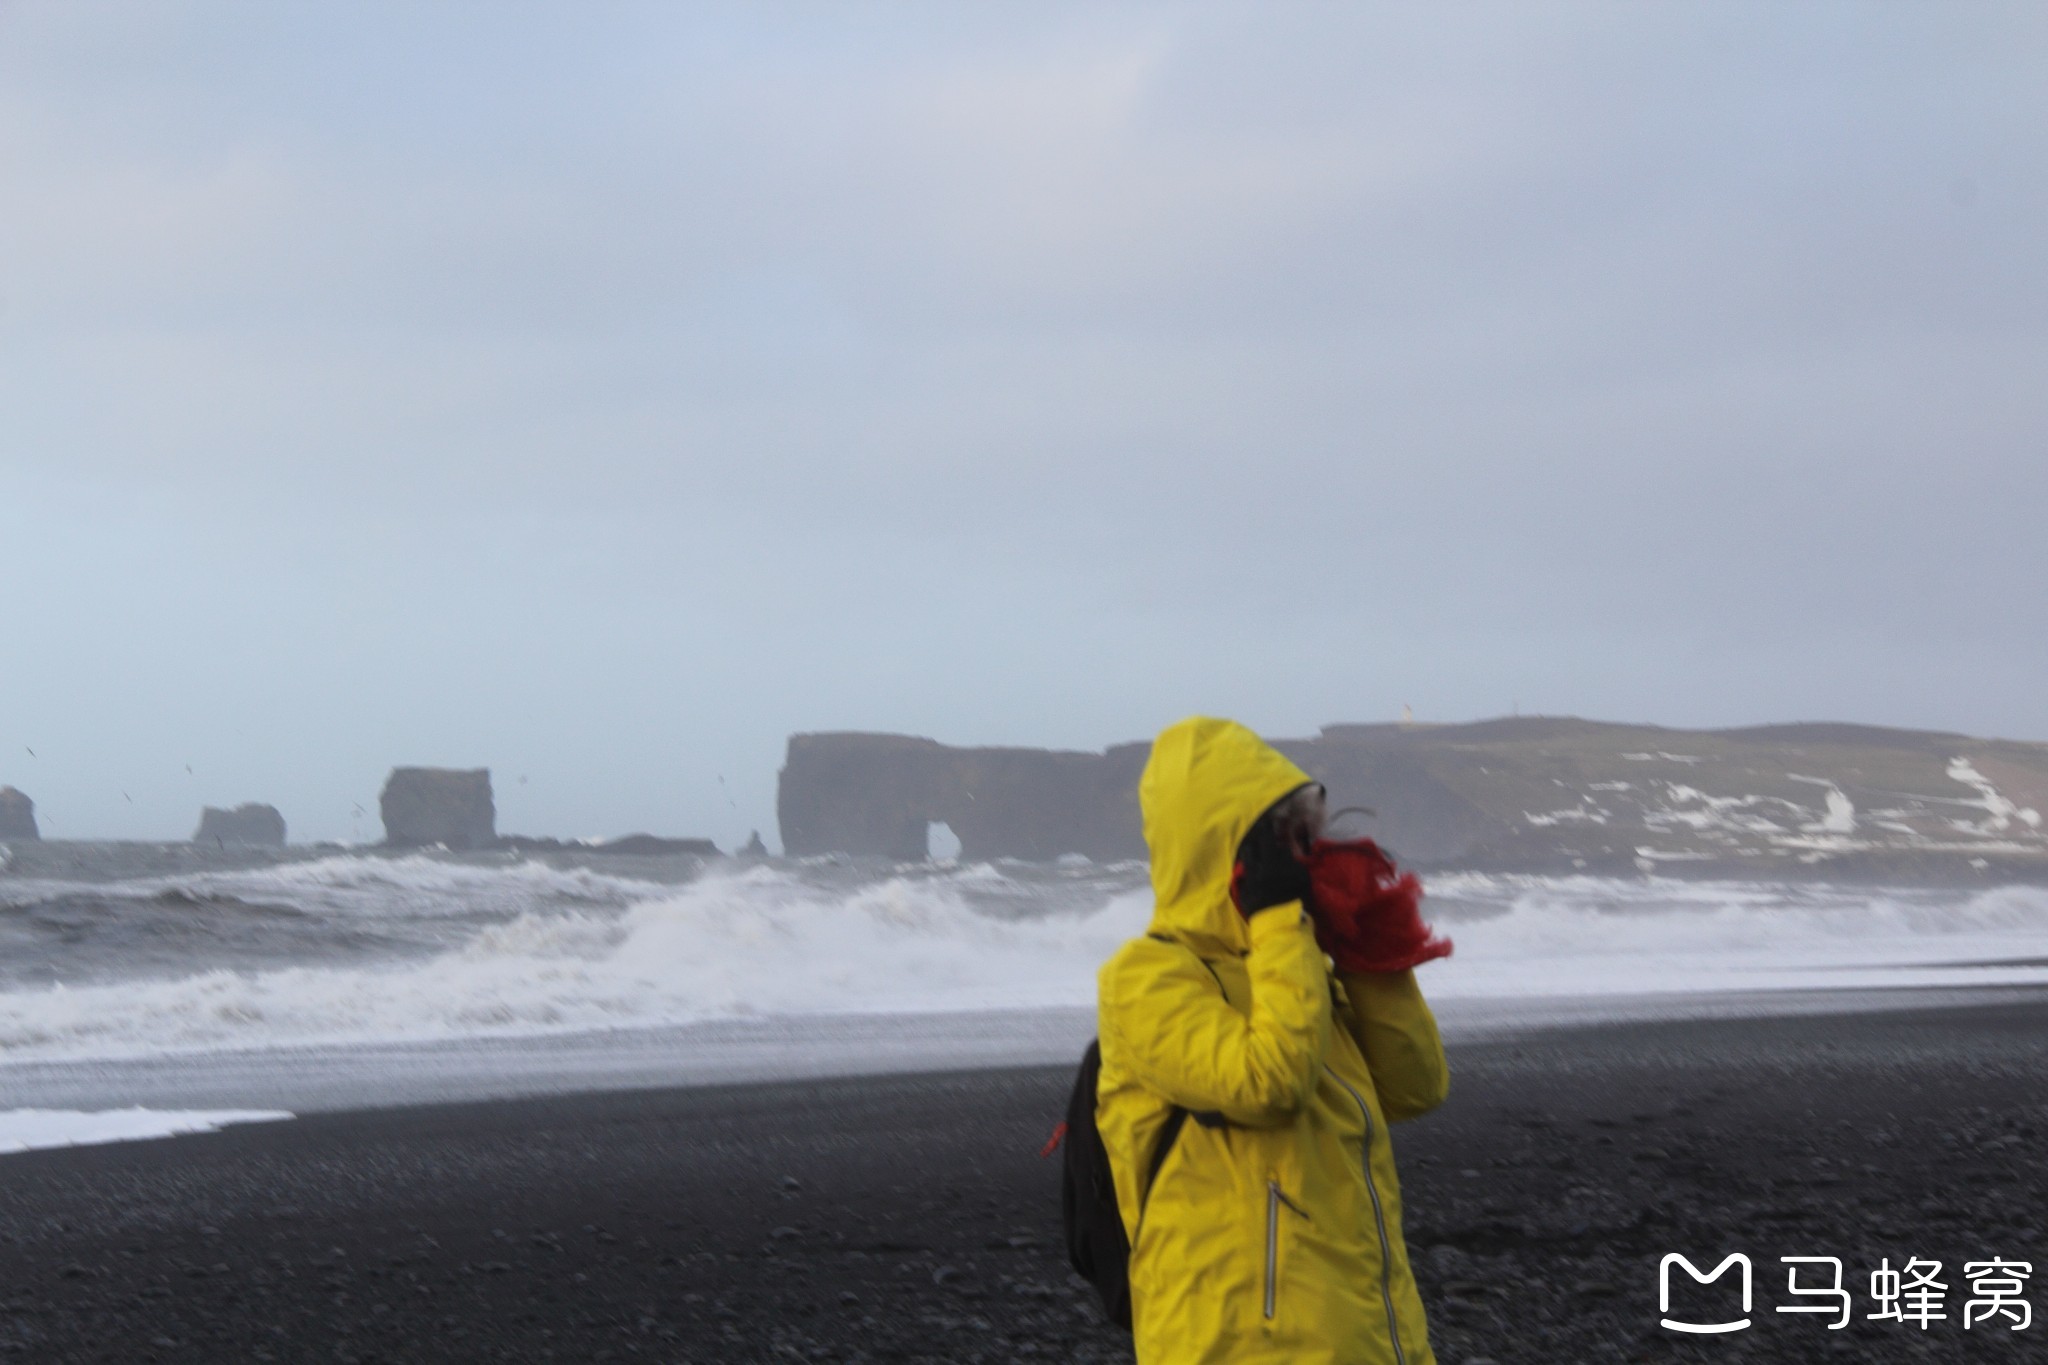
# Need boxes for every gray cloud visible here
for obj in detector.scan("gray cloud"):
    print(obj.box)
[3,2,2045,843]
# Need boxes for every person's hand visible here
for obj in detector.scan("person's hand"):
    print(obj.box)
[1233,812,1311,917]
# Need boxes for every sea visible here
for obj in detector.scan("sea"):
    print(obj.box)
[4,841,2046,1147]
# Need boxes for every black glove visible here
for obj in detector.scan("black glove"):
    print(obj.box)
[1233,807,1311,917]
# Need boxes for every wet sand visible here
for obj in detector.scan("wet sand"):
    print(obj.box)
[2,991,2043,1363]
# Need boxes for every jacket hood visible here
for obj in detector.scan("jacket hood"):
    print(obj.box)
[1140,716,1313,955]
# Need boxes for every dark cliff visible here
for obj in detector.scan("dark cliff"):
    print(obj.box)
[777,732,1147,862]
[380,768,496,849]
[776,718,2048,879]
[194,803,287,847]
[0,786,36,841]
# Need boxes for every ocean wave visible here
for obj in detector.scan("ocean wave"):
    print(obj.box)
[0,863,1151,1062]
[0,852,665,919]
[1425,876,2048,997]
[1,859,2044,1063]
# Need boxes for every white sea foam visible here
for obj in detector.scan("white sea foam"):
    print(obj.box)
[0,1108,292,1155]
[1424,875,2048,998]
[0,863,1153,1062]
[0,852,662,918]
[1,857,2044,1065]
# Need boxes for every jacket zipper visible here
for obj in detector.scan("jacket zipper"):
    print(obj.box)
[1327,1065,1408,1365]
[1263,1182,1279,1320]
[1263,1180,1309,1321]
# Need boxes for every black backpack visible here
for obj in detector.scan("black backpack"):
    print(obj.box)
[1057,1039,1189,1330]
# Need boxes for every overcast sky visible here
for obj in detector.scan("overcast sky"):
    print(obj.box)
[3,2,2045,847]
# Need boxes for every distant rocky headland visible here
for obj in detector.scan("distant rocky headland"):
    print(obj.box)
[6,721,2043,883]
[777,718,2048,882]
[376,766,718,856]
[0,768,720,860]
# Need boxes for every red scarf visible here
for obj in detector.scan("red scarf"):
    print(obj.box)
[1304,837,1453,974]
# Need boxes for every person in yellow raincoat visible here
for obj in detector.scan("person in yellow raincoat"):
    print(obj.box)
[1096,716,1449,1364]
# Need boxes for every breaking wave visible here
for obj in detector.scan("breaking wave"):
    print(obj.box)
[0,860,1152,1061]
[1,853,2044,1063]
[1426,874,2048,998]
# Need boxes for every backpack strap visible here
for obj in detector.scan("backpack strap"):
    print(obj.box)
[1140,1106,1190,1212]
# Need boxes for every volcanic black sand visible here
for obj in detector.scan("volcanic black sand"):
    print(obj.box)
[3,994,2044,1363]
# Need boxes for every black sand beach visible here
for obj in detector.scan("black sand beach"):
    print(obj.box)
[3,993,2044,1363]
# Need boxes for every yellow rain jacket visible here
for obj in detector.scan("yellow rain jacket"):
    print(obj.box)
[1096,717,1449,1365]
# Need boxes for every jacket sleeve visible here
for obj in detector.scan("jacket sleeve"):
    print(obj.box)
[1337,968,1449,1122]
[1100,907,1330,1128]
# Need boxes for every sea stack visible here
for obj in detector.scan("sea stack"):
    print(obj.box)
[776,732,1148,861]
[380,768,495,849]
[0,786,37,840]
[193,803,287,847]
